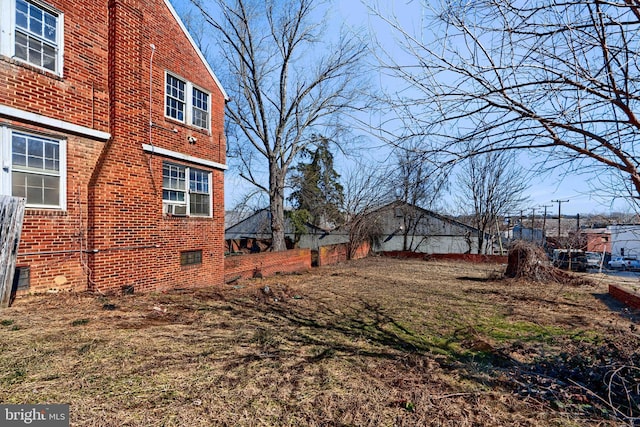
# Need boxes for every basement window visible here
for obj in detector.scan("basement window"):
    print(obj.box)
[180,250,202,266]
[12,266,30,291]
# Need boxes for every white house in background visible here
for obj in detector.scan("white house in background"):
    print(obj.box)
[608,225,640,257]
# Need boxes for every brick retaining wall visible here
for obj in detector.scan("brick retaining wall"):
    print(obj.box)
[609,284,640,310]
[224,249,311,282]
[318,242,370,266]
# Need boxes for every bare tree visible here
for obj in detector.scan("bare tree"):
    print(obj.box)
[388,143,448,251]
[370,1,640,206]
[191,0,368,250]
[340,163,393,258]
[455,147,529,254]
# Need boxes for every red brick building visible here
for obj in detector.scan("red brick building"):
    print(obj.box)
[0,0,228,294]
[584,228,612,254]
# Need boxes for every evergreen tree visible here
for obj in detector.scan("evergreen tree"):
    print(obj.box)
[288,136,344,228]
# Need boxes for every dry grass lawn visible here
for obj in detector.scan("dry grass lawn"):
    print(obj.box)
[1,257,639,426]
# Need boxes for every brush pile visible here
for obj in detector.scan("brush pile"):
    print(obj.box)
[504,241,591,286]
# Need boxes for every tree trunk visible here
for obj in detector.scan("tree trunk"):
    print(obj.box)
[403,230,409,251]
[270,166,287,251]
[477,229,485,255]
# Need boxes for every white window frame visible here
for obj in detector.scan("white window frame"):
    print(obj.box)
[0,126,67,210]
[164,71,210,131]
[191,86,210,129]
[161,161,212,217]
[0,0,64,76]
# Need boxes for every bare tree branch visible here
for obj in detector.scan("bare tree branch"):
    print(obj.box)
[370,0,640,205]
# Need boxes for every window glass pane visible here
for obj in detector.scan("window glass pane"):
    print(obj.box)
[162,190,185,202]
[192,108,208,129]
[27,138,44,169]
[166,98,185,121]
[192,88,207,109]
[13,133,60,172]
[28,37,43,67]
[42,176,59,205]
[30,7,43,36]
[15,32,28,61]
[16,0,28,29]
[44,13,56,42]
[12,136,27,167]
[42,43,56,71]
[26,186,43,205]
[180,250,202,265]
[188,169,210,215]
[190,193,210,216]
[12,172,27,198]
[26,174,45,205]
[44,141,59,171]
[189,169,209,193]
[14,267,30,291]
[174,78,185,99]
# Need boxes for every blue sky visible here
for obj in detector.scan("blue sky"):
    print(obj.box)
[169,0,636,216]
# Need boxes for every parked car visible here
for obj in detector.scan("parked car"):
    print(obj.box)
[585,252,603,268]
[553,250,588,272]
[608,256,638,270]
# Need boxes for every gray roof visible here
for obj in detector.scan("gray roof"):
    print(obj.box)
[225,209,327,240]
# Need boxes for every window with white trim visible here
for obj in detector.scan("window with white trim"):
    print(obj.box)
[191,87,209,129]
[162,161,211,217]
[0,127,66,209]
[0,0,64,75]
[165,74,186,122]
[165,72,210,130]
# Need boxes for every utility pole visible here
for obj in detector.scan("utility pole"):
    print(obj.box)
[551,199,569,245]
[519,210,523,239]
[540,204,552,245]
[531,207,536,242]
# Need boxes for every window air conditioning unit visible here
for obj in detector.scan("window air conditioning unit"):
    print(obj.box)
[163,203,187,216]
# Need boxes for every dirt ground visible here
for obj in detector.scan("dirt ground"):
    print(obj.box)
[0,257,639,426]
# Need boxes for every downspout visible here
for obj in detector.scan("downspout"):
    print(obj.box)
[148,44,157,193]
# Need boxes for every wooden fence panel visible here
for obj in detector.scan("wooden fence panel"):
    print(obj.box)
[0,196,26,308]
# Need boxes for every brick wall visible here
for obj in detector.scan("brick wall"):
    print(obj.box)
[224,249,312,282]
[87,0,226,294]
[586,232,611,254]
[317,242,370,266]
[3,0,227,295]
[609,284,640,310]
[3,0,109,293]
